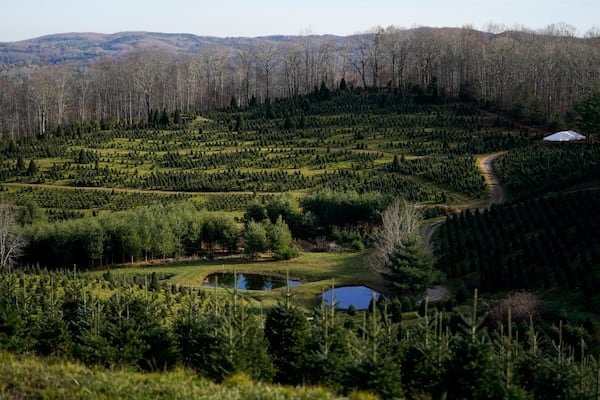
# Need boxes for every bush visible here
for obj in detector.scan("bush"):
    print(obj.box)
[351,239,364,252]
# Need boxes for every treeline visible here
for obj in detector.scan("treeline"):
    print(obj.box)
[436,190,600,295]
[1,270,598,399]
[18,191,394,269]
[22,202,240,268]
[2,26,600,138]
[495,143,600,201]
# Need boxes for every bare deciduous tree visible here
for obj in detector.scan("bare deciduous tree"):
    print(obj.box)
[255,42,280,101]
[0,201,26,268]
[370,198,421,272]
[2,26,600,136]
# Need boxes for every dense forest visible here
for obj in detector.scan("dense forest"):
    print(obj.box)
[1,26,600,138]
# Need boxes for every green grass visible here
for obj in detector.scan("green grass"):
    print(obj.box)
[0,352,338,400]
[94,251,383,312]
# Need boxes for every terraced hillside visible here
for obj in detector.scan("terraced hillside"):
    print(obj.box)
[0,92,532,217]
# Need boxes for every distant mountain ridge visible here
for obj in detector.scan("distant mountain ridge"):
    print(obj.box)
[3,28,593,68]
[0,31,342,66]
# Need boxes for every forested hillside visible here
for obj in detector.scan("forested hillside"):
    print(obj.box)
[1,27,599,139]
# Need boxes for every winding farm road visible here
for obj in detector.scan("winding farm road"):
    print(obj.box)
[425,151,506,249]
[478,152,506,207]
[422,152,506,302]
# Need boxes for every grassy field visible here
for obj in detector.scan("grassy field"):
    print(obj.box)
[0,352,341,400]
[94,251,382,312]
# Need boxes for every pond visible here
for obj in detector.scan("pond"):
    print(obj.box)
[322,286,382,310]
[202,272,302,291]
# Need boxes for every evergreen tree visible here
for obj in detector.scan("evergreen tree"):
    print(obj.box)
[15,156,25,172]
[267,216,296,260]
[159,109,170,127]
[7,139,17,155]
[244,201,267,222]
[149,272,159,292]
[298,111,306,129]
[26,160,38,176]
[248,95,257,107]
[283,114,295,130]
[173,109,182,125]
[383,234,441,294]
[318,81,331,100]
[243,221,268,258]
[339,77,348,92]
[235,114,245,133]
[77,149,88,164]
[230,96,238,111]
[265,293,308,384]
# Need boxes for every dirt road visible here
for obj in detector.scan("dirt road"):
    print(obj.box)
[420,152,506,302]
[424,151,506,248]
[478,152,505,206]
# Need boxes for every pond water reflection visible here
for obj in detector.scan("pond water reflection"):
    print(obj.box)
[322,286,382,310]
[202,273,301,291]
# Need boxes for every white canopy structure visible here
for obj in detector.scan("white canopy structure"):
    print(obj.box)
[543,130,586,142]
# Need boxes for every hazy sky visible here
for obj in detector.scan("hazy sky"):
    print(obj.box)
[1,0,597,42]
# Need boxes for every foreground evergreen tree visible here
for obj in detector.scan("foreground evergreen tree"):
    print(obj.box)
[344,300,405,398]
[301,300,355,392]
[265,292,308,384]
[174,288,273,382]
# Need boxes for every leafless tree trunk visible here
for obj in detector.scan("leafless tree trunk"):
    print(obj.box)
[283,40,302,97]
[28,69,55,136]
[0,201,26,268]
[347,34,371,88]
[53,64,73,126]
[255,42,279,101]
[370,199,421,272]
[235,49,254,106]
[128,48,169,120]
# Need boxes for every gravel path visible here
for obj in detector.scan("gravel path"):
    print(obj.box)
[478,152,505,206]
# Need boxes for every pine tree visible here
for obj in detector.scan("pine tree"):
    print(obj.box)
[339,77,348,92]
[149,272,159,292]
[283,114,295,130]
[267,216,296,260]
[265,293,308,384]
[235,114,245,133]
[383,233,441,294]
[173,109,182,125]
[159,109,170,127]
[15,156,25,172]
[230,96,238,111]
[27,160,38,176]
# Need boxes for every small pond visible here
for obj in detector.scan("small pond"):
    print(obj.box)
[322,286,382,310]
[202,273,302,291]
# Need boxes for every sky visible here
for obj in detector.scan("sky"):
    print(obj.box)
[1,0,597,42]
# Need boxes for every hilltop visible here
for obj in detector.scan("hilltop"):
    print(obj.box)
[0,31,341,66]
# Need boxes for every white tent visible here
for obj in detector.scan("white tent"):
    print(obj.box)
[543,130,586,142]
